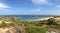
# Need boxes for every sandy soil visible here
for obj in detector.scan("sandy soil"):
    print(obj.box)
[55,17,60,20]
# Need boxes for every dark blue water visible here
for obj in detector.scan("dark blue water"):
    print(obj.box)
[0,15,52,20]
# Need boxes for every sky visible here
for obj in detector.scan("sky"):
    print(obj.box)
[0,0,60,15]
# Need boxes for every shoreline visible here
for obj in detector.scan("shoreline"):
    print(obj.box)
[23,17,54,21]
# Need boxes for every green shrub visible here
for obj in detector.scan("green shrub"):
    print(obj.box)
[0,22,7,28]
[25,26,47,33]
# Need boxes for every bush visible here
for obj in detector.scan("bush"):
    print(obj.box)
[0,22,7,28]
[47,18,58,25]
[25,26,47,33]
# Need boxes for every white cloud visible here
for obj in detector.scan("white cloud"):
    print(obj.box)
[0,3,10,8]
[56,5,60,7]
[32,0,48,5]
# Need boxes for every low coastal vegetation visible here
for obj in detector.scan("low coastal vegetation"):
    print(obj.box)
[0,16,60,33]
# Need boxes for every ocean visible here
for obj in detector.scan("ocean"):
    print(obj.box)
[0,15,52,20]
[18,15,50,20]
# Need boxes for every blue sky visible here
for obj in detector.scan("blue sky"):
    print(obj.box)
[0,0,60,15]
